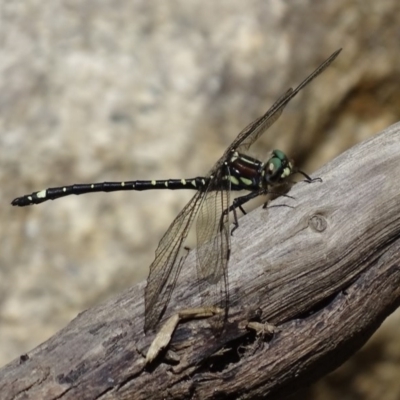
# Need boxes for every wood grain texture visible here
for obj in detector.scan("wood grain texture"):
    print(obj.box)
[1,122,400,400]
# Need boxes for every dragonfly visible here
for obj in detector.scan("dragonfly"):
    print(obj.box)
[12,49,341,334]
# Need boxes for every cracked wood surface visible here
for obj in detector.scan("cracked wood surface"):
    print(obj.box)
[1,123,400,400]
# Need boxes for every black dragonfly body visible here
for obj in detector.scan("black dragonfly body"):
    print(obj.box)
[12,49,341,332]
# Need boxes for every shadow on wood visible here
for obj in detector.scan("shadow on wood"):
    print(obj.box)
[1,122,400,399]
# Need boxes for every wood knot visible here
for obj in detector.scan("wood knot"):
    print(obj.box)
[309,214,327,232]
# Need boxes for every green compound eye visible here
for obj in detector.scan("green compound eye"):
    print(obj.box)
[264,149,293,184]
[268,156,283,174]
[272,149,287,162]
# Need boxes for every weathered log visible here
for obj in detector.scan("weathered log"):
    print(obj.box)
[1,122,400,400]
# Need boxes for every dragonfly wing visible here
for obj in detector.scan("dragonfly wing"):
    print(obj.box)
[230,49,342,153]
[234,88,293,153]
[144,190,205,332]
[196,173,230,331]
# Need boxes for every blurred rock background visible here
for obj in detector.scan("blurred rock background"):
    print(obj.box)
[1,1,400,398]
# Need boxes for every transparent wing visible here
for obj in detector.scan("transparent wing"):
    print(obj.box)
[235,88,293,153]
[228,49,341,154]
[144,190,205,332]
[196,173,231,331]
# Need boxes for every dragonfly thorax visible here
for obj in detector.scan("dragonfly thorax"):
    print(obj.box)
[227,151,264,190]
[226,149,294,191]
[262,149,293,186]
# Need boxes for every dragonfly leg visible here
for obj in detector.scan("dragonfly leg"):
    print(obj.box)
[229,191,262,235]
[296,169,322,183]
[146,306,223,365]
[262,192,295,209]
[223,190,295,236]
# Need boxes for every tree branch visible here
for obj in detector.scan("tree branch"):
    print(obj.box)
[1,123,400,400]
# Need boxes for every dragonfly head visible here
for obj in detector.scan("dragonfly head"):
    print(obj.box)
[263,150,293,186]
